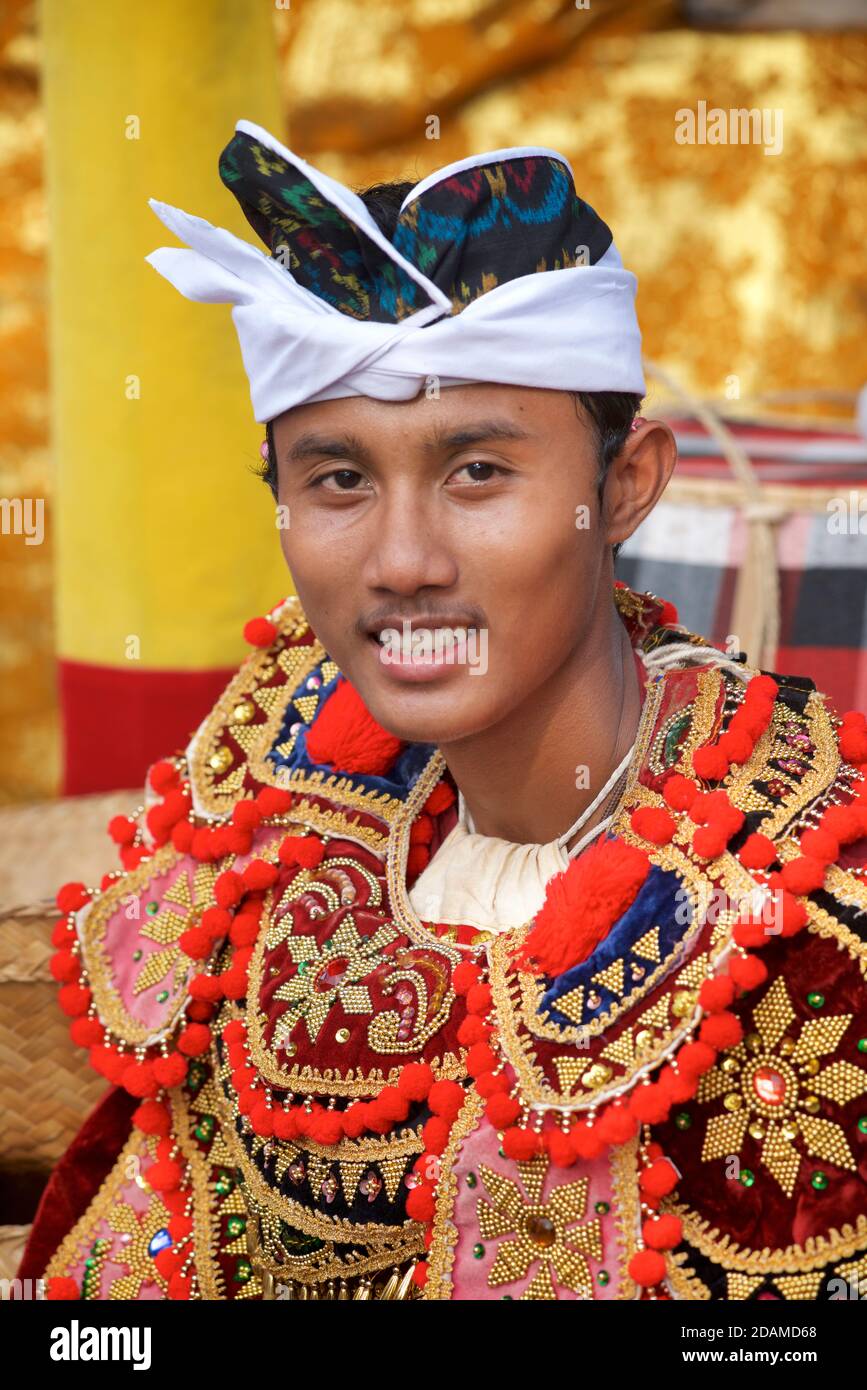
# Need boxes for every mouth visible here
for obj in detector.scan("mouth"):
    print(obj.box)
[363,617,480,683]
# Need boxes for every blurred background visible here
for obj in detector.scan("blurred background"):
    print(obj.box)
[0,0,866,1265]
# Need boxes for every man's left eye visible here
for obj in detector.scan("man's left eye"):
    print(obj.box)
[452,461,501,483]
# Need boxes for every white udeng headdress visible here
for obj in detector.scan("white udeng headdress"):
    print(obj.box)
[145,119,644,421]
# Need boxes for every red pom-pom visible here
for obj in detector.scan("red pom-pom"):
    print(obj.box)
[839,727,867,764]
[232,800,263,831]
[629,1249,667,1286]
[70,1016,104,1048]
[242,859,279,891]
[305,677,403,775]
[58,983,92,1017]
[475,1070,509,1098]
[799,828,839,864]
[699,1011,742,1049]
[340,1103,369,1139]
[46,1276,80,1300]
[148,760,180,794]
[189,972,224,1003]
[658,1065,696,1105]
[422,1116,452,1154]
[698,976,736,1012]
[717,729,753,764]
[502,1126,544,1161]
[465,982,493,1016]
[663,774,699,811]
[515,837,650,977]
[412,1260,429,1289]
[407,845,430,878]
[50,950,79,984]
[108,815,137,845]
[630,806,676,845]
[424,781,456,816]
[595,1103,639,1145]
[428,1079,465,1120]
[153,1052,189,1088]
[171,820,195,852]
[821,804,862,845]
[256,786,293,817]
[406,1184,436,1222]
[570,1121,605,1159]
[410,813,435,847]
[639,1157,679,1198]
[781,856,827,895]
[728,954,768,991]
[397,1061,434,1102]
[167,1272,192,1301]
[56,881,90,914]
[457,1015,490,1048]
[732,916,770,950]
[546,1128,577,1168]
[249,1100,275,1137]
[630,1083,672,1125]
[643,1214,683,1250]
[215,871,244,908]
[465,1043,498,1078]
[132,1099,172,1135]
[692,825,729,860]
[273,1106,301,1141]
[200,907,232,940]
[177,1023,211,1056]
[485,1093,521,1129]
[280,835,325,870]
[692,745,729,781]
[148,1159,183,1192]
[179,926,212,961]
[738,832,776,870]
[677,1041,716,1077]
[122,1061,158,1098]
[243,616,277,648]
[452,961,482,996]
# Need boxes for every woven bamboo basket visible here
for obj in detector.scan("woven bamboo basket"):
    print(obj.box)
[0,791,138,1176]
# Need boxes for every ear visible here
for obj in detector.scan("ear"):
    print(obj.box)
[601,419,676,546]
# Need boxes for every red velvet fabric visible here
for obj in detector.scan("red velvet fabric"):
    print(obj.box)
[16,1084,137,1282]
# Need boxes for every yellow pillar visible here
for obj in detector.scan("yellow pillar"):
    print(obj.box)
[42,0,289,675]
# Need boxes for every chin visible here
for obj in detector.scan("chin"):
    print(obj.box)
[354,679,500,748]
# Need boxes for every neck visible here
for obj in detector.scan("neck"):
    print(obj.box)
[439,608,643,846]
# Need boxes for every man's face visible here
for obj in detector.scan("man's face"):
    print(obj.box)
[271,384,612,746]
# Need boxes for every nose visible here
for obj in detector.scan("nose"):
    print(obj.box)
[360,488,457,597]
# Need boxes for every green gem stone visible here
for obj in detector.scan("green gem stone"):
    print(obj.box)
[132,949,142,962]
[739,1168,755,1187]
[472,1243,485,1259]
[227,1216,246,1238]
[858,1039,867,1054]
[297,962,309,975]
[675,1111,692,1131]
[156,990,169,1003]
[594,1201,610,1215]
[233,1260,252,1283]
[501,1295,513,1300]
[597,1270,610,1285]
[858,1117,867,1135]
[811,1170,829,1191]
[807,992,825,1009]
[465,1172,477,1189]
[498,1146,505,1158]
[84,1257,95,1268]
[145,901,159,916]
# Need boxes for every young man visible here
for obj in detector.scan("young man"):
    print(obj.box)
[21,122,867,1302]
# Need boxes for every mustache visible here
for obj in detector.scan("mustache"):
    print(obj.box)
[357,604,488,636]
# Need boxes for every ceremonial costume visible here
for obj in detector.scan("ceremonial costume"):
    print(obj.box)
[19,127,867,1301]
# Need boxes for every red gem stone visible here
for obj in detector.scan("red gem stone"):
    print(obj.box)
[753,1065,786,1106]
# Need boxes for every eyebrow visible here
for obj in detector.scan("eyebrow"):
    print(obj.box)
[283,417,534,467]
[423,419,534,452]
[285,431,372,464]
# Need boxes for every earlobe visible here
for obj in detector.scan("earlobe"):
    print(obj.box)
[603,419,677,546]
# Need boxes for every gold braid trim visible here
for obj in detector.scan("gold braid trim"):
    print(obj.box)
[424,1087,486,1300]
[43,1128,163,1287]
[170,1082,227,1301]
[610,1136,642,1300]
[666,1201,867,1275]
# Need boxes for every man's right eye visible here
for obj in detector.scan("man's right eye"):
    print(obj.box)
[313,468,369,492]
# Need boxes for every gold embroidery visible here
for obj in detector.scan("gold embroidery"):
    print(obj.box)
[666,1202,867,1276]
[695,976,866,1195]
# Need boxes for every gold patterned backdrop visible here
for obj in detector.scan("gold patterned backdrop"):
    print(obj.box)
[1,0,865,802]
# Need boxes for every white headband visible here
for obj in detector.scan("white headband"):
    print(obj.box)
[145,120,645,421]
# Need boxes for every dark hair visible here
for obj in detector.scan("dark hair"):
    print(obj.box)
[257,181,642,556]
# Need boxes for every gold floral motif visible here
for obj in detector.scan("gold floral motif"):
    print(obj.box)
[477,1155,602,1299]
[272,915,401,1046]
[696,976,867,1195]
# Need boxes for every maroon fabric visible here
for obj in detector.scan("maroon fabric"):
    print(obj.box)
[16,1084,137,1282]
